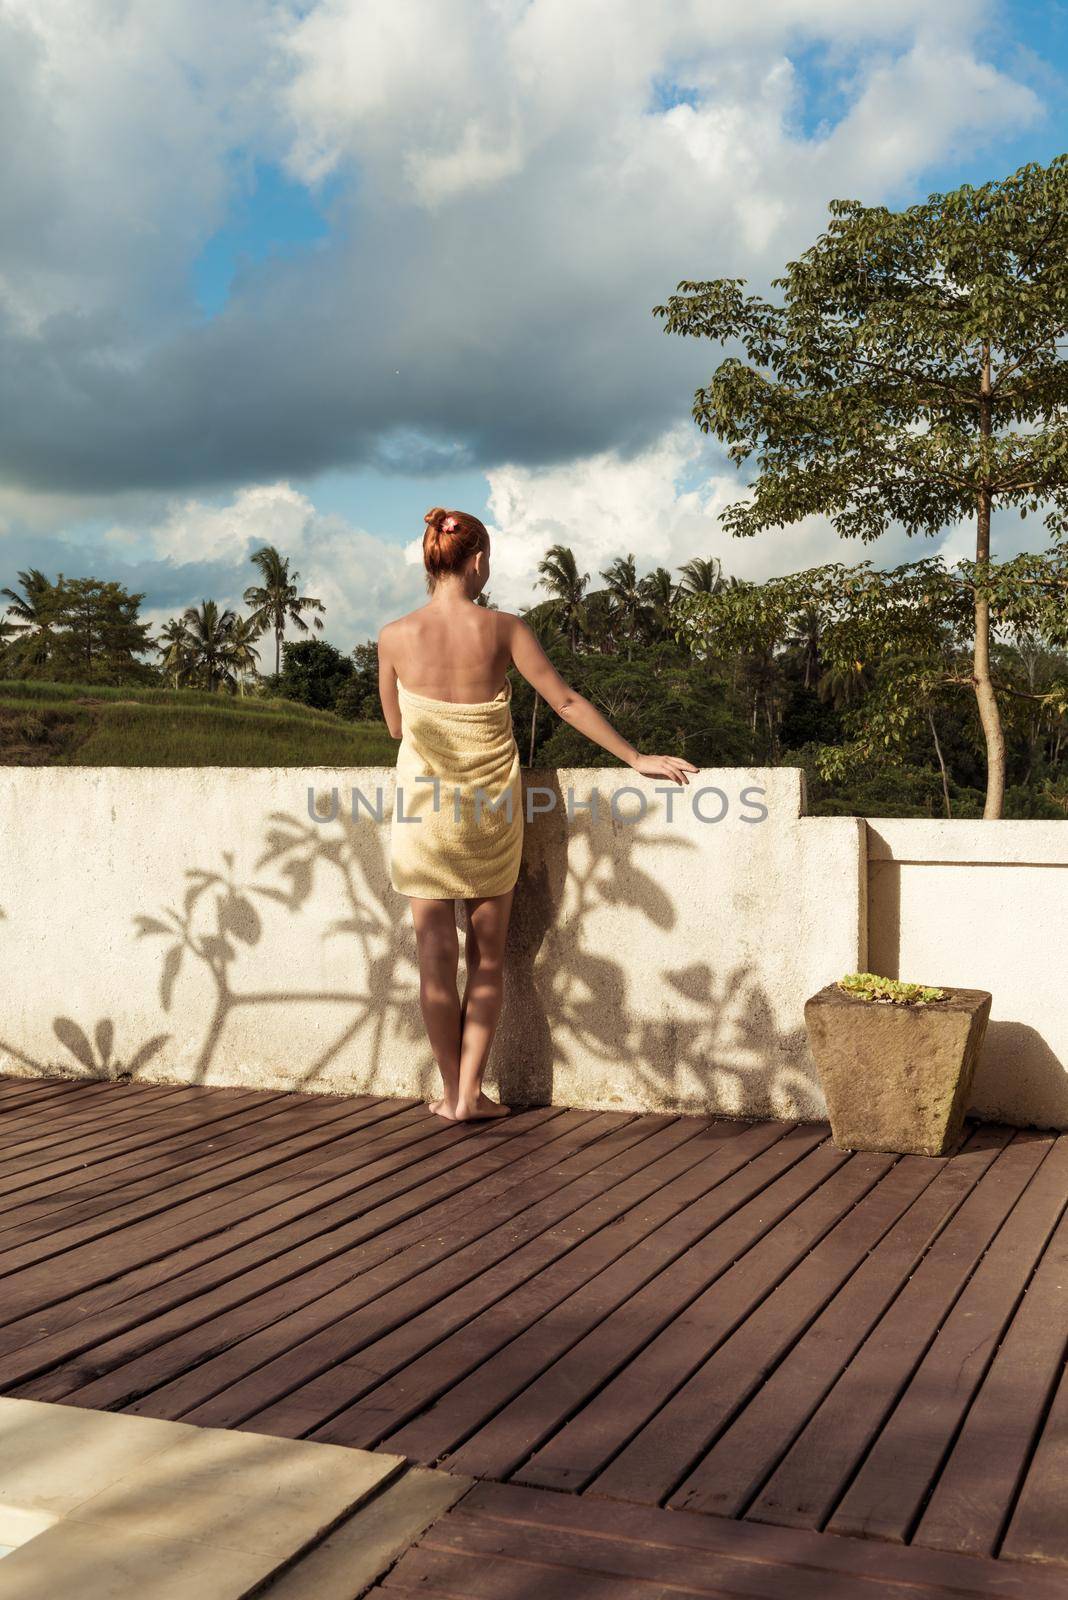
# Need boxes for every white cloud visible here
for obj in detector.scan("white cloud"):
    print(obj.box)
[0,0,1051,597]
[126,482,425,646]
[477,426,903,610]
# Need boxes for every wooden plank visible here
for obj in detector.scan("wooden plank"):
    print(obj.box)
[0,1082,253,1166]
[0,1092,404,1233]
[171,1112,686,1434]
[300,1119,742,1448]
[0,1087,291,1202]
[592,1153,938,1506]
[665,1126,1010,1519]
[0,1107,563,1385]
[0,1102,440,1383]
[412,1511,1027,1600]
[828,1135,1068,1545]
[999,1311,1068,1565]
[519,1149,894,1496]
[0,1095,419,1318]
[425,1480,1068,1600]
[381,1120,796,1467]
[747,1131,1052,1533]
[32,1110,610,1414]
[511,1135,854,1494]
[0,1083,186,1149]
[0,1077,102,1108]
[439,1126,833,1484]
[314,1120,766,1451]
[11,1107,574,1403]
[916,1173,1068,1557]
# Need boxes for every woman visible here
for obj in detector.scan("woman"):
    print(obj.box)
[378,507,697,1123]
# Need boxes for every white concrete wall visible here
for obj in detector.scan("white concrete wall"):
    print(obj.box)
[4,771,1063,1127]
[867,821,1068,1130]
[0,767,864,1120]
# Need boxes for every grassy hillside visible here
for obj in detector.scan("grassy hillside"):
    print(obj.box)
[0,681,398,767]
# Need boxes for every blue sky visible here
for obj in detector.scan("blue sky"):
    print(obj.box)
[1,0,1065,644]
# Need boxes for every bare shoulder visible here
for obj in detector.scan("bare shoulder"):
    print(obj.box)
[494,610,529,643]
[378,611,417,650]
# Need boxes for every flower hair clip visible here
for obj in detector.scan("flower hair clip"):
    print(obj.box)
[443,516,458,533]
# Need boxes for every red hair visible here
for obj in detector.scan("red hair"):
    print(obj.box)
[422,506,489,588]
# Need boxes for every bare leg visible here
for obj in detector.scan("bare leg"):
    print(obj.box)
[456,889,514,1119]
[409,897,462,1119]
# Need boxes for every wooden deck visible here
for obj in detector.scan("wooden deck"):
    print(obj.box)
[1,1075,1066,1592]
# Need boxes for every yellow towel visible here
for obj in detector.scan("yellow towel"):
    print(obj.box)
[390,679,524,899]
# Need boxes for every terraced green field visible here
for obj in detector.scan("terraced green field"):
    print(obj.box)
[0,681,397,766]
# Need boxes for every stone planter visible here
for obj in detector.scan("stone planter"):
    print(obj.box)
[804,982,993,1156]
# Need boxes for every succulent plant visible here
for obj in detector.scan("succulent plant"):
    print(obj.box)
[837,972,947,1006]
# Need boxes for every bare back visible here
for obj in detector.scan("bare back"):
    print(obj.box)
[381,600,514,704]
[378,587,698,784]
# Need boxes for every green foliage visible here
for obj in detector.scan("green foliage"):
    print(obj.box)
[656,155,1068,816]
[0,571,155,685]
[270,637,355,710]
[655,157,1068,543]
[677,551,1068,799]
[838,973,947,1005]
[243,545,325,677]
[0,680,393,767]
[335,641,382,721]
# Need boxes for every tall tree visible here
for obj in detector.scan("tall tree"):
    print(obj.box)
[656,156,1068,817]
[243,546,325,676]
[157,618,193,689]
[0,568,58,674]
[786,603,823,689]
[50,578,155,683]
[678,556,725,596]
[227,615,262,696]
[537,544,589,652]
[640,565,678,642]
[271,637,352,710]
[600,553,647,659]
[182,600,240,692]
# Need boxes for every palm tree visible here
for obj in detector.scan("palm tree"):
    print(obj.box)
[817,659,870,710]
[517,605,562,765]
[243,546,325,675]
[0,613,14,670]
[0,568,57,674]
[786,603,822,690]
[640,566,678,642]
[182,601,240,692]
[537,545,589,652]
[227,615,262,696]
[157,618,193,689]
[600,553,647,659]
[678,556,725,596]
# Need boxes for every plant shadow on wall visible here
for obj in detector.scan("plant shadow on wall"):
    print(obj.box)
[0,790,819,1115]
[132,812,427,1092]
[496,775,818,1117]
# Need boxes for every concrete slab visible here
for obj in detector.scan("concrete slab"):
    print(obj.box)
[0,1398,406,1599]
[258,1466,473,1599]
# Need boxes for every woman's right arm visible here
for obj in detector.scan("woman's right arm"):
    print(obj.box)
[508,618,698,786]
[377,625,403,740]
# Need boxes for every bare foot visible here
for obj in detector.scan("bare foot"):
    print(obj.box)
[428,1098,460,1121]
[454,1091,512,1121]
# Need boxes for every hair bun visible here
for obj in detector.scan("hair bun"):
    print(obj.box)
[420,506,490,588]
